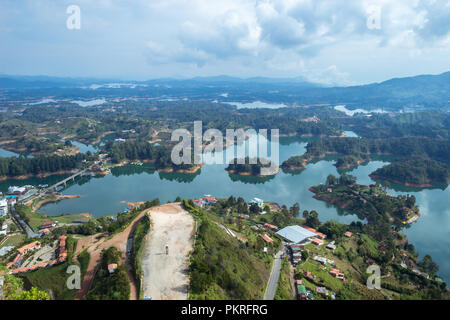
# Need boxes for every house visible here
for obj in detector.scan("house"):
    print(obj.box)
[40,228,51,236]
[304,271,315,280]
[276,225,317,244]
[259,233,273,244]
[202,196,217,205]
[193,199,203,207]
[344,231,353,238]
[264,223,278,231]
[108,263,118,274]
[39,221,56,229]
[311,238,324,246]
[296,283,307,300]
[249,197,264,208]
[329,268,345,280]
[316,287,328,296]
[17,241,41,255]
[326,243,336,251]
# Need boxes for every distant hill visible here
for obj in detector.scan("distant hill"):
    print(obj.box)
[1,72,449,111]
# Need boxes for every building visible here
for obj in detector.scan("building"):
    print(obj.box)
[17,241,41,255]
[316,287,328,296]
[301,226,327,239]
[263,223,278,231]
[7,186,26,195]
[329,268,345,281]
[276,225,317,244]
[39,221,56,229]
[249,197,264,208]
[296,281,308,300]
[0,199,8,217]
[344,231,353,238]
[311,238,324,246]
[259,233,273,244]
[108,263,118,274]
[202,196,217,205]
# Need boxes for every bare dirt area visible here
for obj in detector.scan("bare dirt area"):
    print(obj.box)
[142,203,194,300]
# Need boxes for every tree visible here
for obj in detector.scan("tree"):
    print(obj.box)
[13,287,50,300]
[326,174,337,186]
[305,211,320,229]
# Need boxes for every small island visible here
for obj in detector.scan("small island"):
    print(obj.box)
[226,157,279,176]
[309,173,421,227]
[335,154,370,170]
[369,158,450,187]
[280,155,307,171]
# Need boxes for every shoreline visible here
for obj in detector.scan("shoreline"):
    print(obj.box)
[29,194,82,212]
[368,174,437,188]
[0,169,79,181]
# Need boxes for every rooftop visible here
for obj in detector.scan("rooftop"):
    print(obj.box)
[276,225,317,243]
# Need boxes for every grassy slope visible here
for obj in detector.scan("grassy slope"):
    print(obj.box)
[189,213,271,300]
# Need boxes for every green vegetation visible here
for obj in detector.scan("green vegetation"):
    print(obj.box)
[370,158,450,186]
[87,247,130,300]
[274,257,293,300]
[311,174,420,228]
[130,214,150,296]
[335,154,370,170]
[0,266,49,300]
[0,153,95,178]
[188,211,271,299]
[15,204,90,230]
[226,157,275,176]
[19,236,80,300]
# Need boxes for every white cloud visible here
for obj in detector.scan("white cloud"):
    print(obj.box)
[1,0,450,83]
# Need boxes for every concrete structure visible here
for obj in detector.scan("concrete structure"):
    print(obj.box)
[276,225,317,244]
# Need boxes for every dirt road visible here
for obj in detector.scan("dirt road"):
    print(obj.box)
[74,205,154,300]
[141,203,194,300]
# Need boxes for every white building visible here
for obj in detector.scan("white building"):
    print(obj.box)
[0,199,8,217]
[250,197,264,208]
[7,186,26,194]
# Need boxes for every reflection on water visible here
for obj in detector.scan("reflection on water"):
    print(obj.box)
[9,134,450,283]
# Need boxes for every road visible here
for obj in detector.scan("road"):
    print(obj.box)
[263,248,284,300]
[10,207,39,238]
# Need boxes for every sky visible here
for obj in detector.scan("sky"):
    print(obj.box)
[1,0,450,85]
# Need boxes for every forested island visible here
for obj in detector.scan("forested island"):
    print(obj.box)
[370,158,450,187]
[282,137,450,185]
[226,157,278,176]
[106,139,202,173]
[310,173,421,228]
[335,154,371,170]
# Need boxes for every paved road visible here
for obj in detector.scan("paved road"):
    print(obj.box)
[264,248,284,300]
[10,207,39,238]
